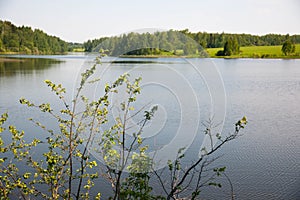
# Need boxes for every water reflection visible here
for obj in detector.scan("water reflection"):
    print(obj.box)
[0,57,63,77]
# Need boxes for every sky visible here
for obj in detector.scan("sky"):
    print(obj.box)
[0,0,299,43]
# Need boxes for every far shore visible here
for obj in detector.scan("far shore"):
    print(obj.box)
[1,44,300,59]
[1,53,300,59]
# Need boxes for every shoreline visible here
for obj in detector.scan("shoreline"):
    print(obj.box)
[118,55,300,59]
[1,52,300,60]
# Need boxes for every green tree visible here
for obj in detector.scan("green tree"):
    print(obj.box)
[282,40,296,55]
[183,41,197,55]
[0,38,4,52]
[83,40,93,52]
[221,37,239,56]
[232,36,240,54]
[223,39,233,56]
[0,20,68,54]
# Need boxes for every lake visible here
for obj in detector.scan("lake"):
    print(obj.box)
[0,54,299,199]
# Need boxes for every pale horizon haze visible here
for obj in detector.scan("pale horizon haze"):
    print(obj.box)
[0,0,299,43]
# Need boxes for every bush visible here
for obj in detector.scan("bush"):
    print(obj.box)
[216,50,224,56]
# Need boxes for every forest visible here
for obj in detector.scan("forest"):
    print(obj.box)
[83,29,300,56]
[1,20,300,57]
[0,20,68,54]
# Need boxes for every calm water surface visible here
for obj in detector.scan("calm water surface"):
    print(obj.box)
[0,54,299,199]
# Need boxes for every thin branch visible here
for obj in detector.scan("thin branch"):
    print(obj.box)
[223,172,235,200]
[166,126,243,200]
[76,92,109,199]
[152,169,169,196]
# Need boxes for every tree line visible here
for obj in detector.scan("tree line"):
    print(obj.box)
[0,20,68,54]
[83,29,300,56]
[183,29,300,48]
[84,31,207,56]
[1,20,299,56]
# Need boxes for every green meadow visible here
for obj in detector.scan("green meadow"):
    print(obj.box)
[206,44,300,58]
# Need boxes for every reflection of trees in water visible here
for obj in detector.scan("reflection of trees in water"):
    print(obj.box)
[0,57,62,77]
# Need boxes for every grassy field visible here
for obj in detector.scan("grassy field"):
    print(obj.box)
[206,44,300,58]
[72,48,85,52]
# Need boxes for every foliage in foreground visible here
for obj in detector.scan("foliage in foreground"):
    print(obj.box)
[0,57,247,199]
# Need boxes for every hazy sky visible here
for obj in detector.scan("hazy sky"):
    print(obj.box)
[0,0,299,42]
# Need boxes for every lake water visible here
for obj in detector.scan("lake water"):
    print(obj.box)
[0,54,299,199]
